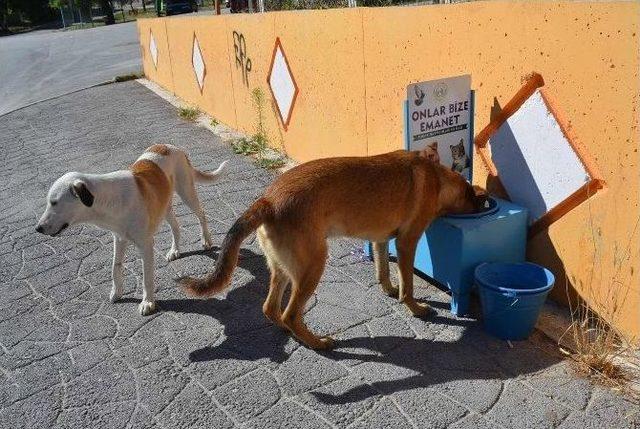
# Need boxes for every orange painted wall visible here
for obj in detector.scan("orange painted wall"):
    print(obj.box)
[165,17,238,128]
[138,19,174,93]
[137,1,640,341]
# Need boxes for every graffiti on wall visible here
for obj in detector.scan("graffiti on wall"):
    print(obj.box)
[232,31,252,86]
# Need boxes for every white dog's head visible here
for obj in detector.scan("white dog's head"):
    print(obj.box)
[36,172,95,236]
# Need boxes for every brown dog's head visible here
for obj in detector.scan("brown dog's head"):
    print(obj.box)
[438,168,489,215]
[470,184,490,213]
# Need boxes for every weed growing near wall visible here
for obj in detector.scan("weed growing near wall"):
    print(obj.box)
[178,106,200,121]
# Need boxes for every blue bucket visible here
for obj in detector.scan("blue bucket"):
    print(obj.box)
[475,262,555,340]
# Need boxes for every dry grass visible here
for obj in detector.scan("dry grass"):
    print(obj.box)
[114,73,142,83]
[178,106,200,122]
[560,213,639,401]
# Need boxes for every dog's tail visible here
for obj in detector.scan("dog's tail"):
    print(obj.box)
[178,197,273,297]
[192,160,228,183]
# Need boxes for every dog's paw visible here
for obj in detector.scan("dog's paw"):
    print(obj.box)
[166,248,180,262]
[109,288,122,303]
[202,239,213,250]
[316,336,336,350]
[380,282,399,298]
[407,301,433,318]
[139,300,157,316]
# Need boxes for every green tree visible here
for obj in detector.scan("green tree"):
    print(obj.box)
[100,0,114,24]
[2,0,56,29]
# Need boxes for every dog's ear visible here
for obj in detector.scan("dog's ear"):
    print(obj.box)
[70,180,94,207]
[430,142,438,149]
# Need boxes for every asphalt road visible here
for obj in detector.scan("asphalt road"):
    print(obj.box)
[0,22,141,116]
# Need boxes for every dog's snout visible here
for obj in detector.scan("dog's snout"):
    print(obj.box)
[35,224,44,234]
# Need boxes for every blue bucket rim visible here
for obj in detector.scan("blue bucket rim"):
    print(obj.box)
[475,262,555,295]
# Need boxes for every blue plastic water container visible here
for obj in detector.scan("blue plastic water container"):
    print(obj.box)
[475,262,555,340]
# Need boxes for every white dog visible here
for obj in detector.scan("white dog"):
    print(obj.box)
[36,144,227,315]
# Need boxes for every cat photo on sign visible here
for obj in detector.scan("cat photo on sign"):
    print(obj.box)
[450,139,471,174]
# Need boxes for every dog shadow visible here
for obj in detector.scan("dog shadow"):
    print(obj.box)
[158,247,561,405]
[160,246,295,365]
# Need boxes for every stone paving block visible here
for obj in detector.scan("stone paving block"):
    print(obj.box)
[448,413,502,429]
[47,279,90,304]
[67,340,113,377]
[10,353,65,401]
[52,299,101,321]
[118,331,169,369]
[275,347,349,396]
[558,387,640,429]
[156,382,235,429]
[137,357,191,414]
[428,369,504,413]
[23,310,69,345]
[347,397,412,429]
[0,340,67,371]
[330,324,380,367]
[56,400,136,429]
[214,368,281,422]
[65,359,136,408]
[300,374,382,428]
[523,362,593,411]
[0,386,63,429]
[486,381,572,429]
[68,315,118,342]
[1,280,31,304]
[247,400,331,429]
[315,280,392,318]
[188,344,259,391]
[391,387,468,429]
[305,302,372,338]
[0,294,42,323]
[127,407,161,429]
[367,312,417,353]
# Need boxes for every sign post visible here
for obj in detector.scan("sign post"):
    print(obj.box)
[406,75,474,182]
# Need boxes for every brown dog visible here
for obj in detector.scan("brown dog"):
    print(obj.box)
[179,149,487,349]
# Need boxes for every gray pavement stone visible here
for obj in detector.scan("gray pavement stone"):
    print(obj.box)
[486,381,572,429]
[558,387,640,429]
[392,387,468,429]
[348,398,412,429]
[214,368,281,422]
[300,374,382,428]
[247,400,331,429]
[0,80,636,429]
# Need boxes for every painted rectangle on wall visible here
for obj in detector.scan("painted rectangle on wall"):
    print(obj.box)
[489,89,590,223]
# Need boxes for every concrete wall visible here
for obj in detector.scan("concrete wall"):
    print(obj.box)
[137,1,640,341]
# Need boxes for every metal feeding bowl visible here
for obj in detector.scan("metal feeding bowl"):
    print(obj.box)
[446,197,499,219]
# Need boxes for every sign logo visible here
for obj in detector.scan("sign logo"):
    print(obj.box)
[433,82,448,102]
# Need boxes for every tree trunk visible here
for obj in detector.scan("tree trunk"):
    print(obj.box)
[78,0,92,23]
[0,0,8,32]
[100,0,115,24]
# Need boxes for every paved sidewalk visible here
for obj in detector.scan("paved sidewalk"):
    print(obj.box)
[0,81,637,429]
